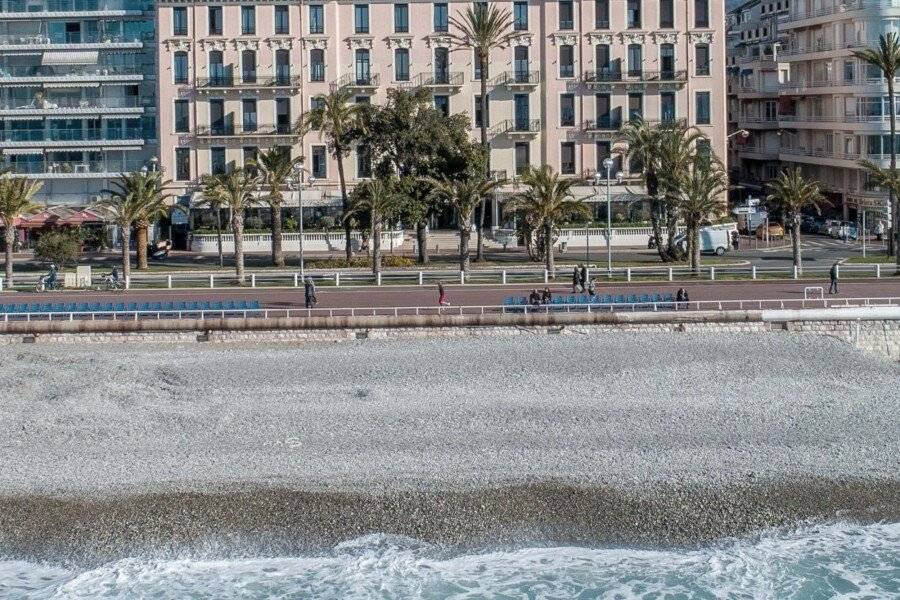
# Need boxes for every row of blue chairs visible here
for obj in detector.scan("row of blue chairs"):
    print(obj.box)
[505,293,676,306]
[0,300,262,314]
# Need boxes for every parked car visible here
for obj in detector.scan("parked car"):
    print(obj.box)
[755,223,785,238]
[832,222,858,240]
[674,224,736,256]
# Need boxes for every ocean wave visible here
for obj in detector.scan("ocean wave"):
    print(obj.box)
[2,522,898,599]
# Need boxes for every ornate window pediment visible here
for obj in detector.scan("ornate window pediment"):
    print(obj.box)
[585,32,613,46]
[266,37,294,50]
[232,39,260,51]
[163,39,191,52]
[198,39,226,52]
[425,34,452,48]
[550,32,578,46]
[507,33,533,47]
[347,36,374,49]
[689,31,715,44]
[651,31,678,45]
[619,32,646,45]
[303,36,328,49]
[385,36,413,49]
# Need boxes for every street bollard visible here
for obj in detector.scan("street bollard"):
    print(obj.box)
[377,272,382,286]
[335,272,340,287]
[418,271,423,286]
[460,270,465,284]
[668,267,673,282]
[751,265,757,280]
[626,267,631,282]
[793,265,798,280]
[502,270,507,285]
[251,274,256,288]
[710,267,715,280]
[167,275,172,289]
[209,274,214,288]
[876,264,881,279]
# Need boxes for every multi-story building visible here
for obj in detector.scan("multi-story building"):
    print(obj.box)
[778,0,893,219]
[0,0,158,205]
[157,0,726,229]
[726,0,787,200]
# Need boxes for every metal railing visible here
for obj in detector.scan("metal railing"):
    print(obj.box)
[494,70,540,86]
[584,70,688,84]
[3,296,899,323]
[413,71,463,87]
[194,123,295,137]
[195,74,302,88]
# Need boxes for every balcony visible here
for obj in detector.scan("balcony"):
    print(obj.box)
[780,0,884,25]
[0,127,145,148]
[194,123,297,139]
[0,32,143,51]
[779,77,889,94]
[583,70,688,86]
[493,70,540,88]
[490,118,541,137]
[581,116,622,133]
[195,74,302,90]
[332,72,379,92]
[778,39,875,60]
[412,71,463,89]
[0,0,146,17]
[3,158,147,178]
[0,64,143,85]
[0,96,146,116]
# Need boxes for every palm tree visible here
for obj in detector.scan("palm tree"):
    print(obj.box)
[766,169,828,273]
[0,176,42,288]
[249,148,303,267]
[619,119,673,262]
[98,171,171,279]
[656,122,708,254]
[201,168,259,283]
[448,3,512,262]
[676,156,729,272]
[428,174,501,273]
[507,165,590,278]
[345,177,403,275]
[301,88,363,261]
[854,33,900,259]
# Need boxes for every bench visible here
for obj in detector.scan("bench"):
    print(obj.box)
[504,293,676,307]
[0,299,264,314]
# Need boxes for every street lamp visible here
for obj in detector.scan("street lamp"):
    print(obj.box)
[728,129,750,141]
[602,157,614,276]
[286,161,314,277]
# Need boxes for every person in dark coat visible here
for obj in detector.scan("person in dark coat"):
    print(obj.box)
[579,265,588,292]
[304,277,317,309]
[541,287,552,304]
[572,266,580,293]
[829,262,839,294]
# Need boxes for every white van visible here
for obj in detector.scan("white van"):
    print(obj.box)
[675,224,737,256]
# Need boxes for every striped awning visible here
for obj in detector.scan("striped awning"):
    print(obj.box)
[2,148,44,155]
[43,81,99,88]
[42,51,99,66]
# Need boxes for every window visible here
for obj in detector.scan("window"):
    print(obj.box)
[241,50,256,83]
[627,0,641,28]
[395,48,410,81]
[514,46,529,81]
[243,146,259,172]
[394,3,409,33]
[696,139,711,164]
[173,7,187,36]
[275,49,290,84]
[311,145,327,178]
[434,2,448,32]
[355,49,371,85]
[514,1,528,30]
[560,142,575,175]
[627,44,642,77]
[311,96,324,111]
[241,6,255,35]
[434,95,449,116]
[208,6,222,35]
[595,0,609,28]
[175,147,190,181]
[209,99,226,134]
[210,147,226,175]
[310,49,325,81]
[309,4,324,34]
[209,50,227,85]
[515,142,530,175]
[514,93,529,129]
[660,44,675,78]
[435,47,450,82]
[695,44,710,76]
[843,60,855,83]
[357,145,372,178]
[241,99,257,132]
[595,93,612,127]
[595,44,611,76]
[596,141,611,172]
[695,0,709,28]
[474,94,490,127]
[696,91,711,124]
[355,3,369,34]
[559,0,574,29]
[274,5,289,34]
[560,93,575,126]
[276,97,290,133]
[173,51,188,84]
[174,99,189,132]
[628,93,643,122]
[661,92,676,122]
[660,0,674,28]
[559,45,574,78]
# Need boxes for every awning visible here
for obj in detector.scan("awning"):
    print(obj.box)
[42,51,99,66]
[2,148,44,155]
[43,81,99,88]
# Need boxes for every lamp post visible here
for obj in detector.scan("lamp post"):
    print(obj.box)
[602,157,614,276]
[286,161,314,277]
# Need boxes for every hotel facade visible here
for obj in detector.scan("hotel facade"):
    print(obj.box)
[155,0,727,229]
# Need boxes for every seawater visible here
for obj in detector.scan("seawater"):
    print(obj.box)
[2,522,898,599]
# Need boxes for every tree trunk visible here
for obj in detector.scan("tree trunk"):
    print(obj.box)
[136,224,149,270]
[270,203,284,267]
[416,220,429,264]
[665,206,679,261]
[336,149,353,261]
[4,222,15,288]
[649,202,668,261]
[459,222,471,273]
[232,212,245,283]
[890,77,899,261]
[476,50,489,262]
[215,207,224,268]
[120,226,131,280]
[372,218,382,275]
[544,222,555,278]
[691,224,700,273]
[792,216,802,273]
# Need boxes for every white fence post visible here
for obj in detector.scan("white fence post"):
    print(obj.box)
[251,274,256,288]
[0,277,3,292]
[167,275,172,289]
[751,265,757,280]
[544,269,549,283]
[125,275,130,290]
[335,272,340,287]
[709,267,715,280]
[209,274,214,288]
[293,273,299,287]
[460,270,465,284]
[835,264,840,279]
[626,268,631,282]
[418,271,423,286]
[668,267,673,282]
[876,264,881,279]
[793,265,798,279]
[502,270,507,285]
[377,272,382,286]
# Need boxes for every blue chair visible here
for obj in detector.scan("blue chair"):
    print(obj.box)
[102,303,113,312]
[75,303,89,312]
[149,302,161,311]
[137,302,150,311]
[211,301,224,310]
[250,300,260,310]
[126,303,138,311]
[161,302,174,312]
[115,303,125,311]
[503,297,514,306]
[236,300,249,310]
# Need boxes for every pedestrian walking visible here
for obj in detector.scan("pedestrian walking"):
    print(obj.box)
[438,282,450,306]
[541,287,552,304]
[829,262,839,295]
[304,277,318,309]
[579,265,588,292]
[731,230,739,251]
[587,279,596,297]
[572,266,580,293]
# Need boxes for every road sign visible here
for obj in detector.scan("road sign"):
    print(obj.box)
[732,206,757,215]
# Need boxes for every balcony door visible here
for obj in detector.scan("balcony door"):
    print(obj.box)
[514,93,529,130]
[434,47,449,83]
[355,49,371,85]
[660,44,675,79]
[514,46,529,82]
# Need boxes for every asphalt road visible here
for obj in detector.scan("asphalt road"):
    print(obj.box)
[6,279,900,310]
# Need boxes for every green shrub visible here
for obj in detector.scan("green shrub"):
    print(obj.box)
[381,255,414,268]
[35,229,82,266]
[305,255,415,269]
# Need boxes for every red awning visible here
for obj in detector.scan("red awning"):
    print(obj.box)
[13,207,107,228]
